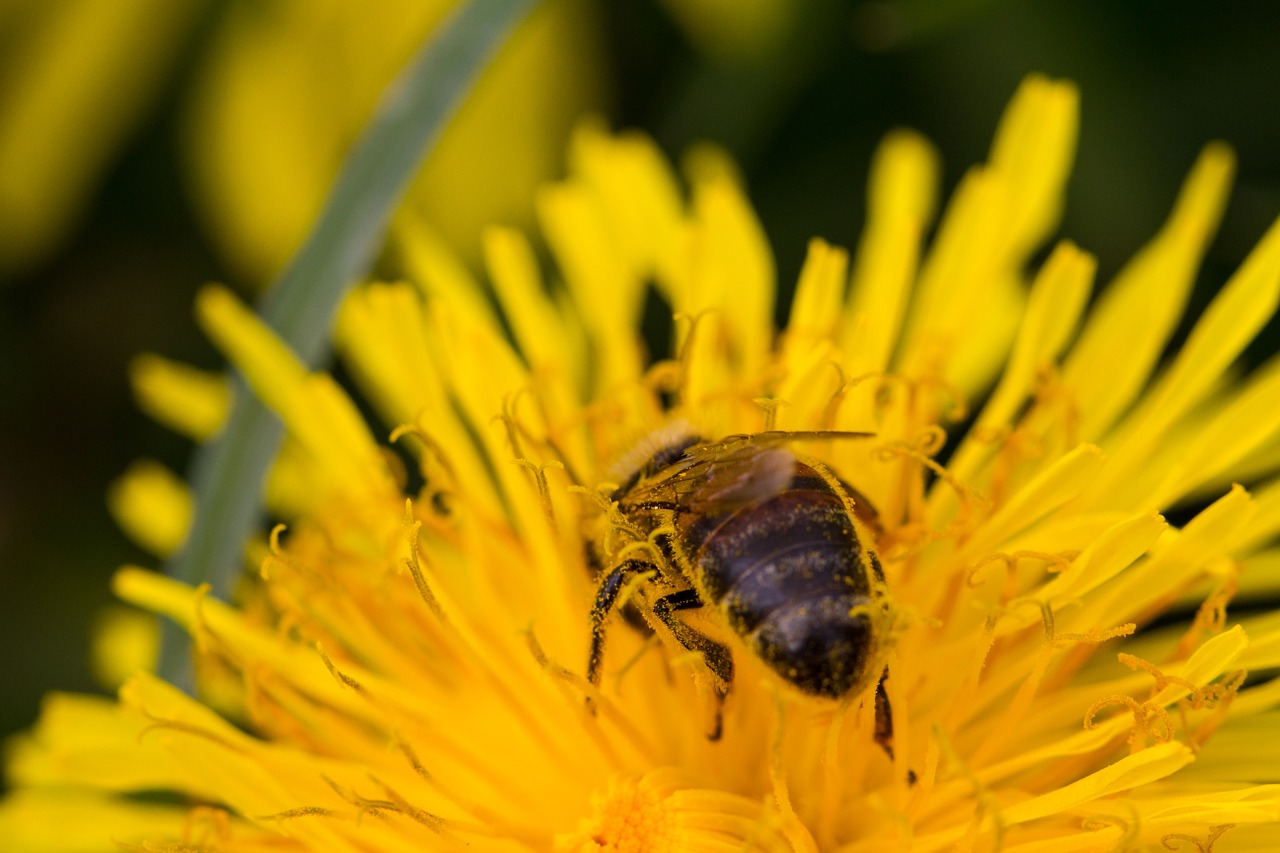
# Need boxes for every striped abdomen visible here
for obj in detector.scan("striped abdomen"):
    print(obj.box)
[681,467,878,698]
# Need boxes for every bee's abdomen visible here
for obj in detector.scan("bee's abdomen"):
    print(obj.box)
[696,490,868,604]
[691,489,880,696]
[695,489,876,698]
[748,593,874,697]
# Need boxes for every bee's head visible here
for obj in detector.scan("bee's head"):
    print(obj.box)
[605,421,703,500]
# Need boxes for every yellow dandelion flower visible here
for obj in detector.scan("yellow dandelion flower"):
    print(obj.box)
[186,0,605,283]
[0,0,601,281]
[0,0,201,277]
[7,73,1280,852]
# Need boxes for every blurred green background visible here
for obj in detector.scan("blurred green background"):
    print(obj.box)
[3,0,1280,763]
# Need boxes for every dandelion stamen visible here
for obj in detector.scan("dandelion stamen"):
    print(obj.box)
[258,806,338,822]
[370,777,449,834]
[1160,823,1236,852]
[180,806,232,845]
[392,736,548,840]
[512,457,564,528]
[934,723,1006,853]
[317,642,368,696]
[401,519,447,623]
[767,690,820,853]
[524,626,661,773]
[136,716,245,753]
[1176,574,1239,657]
[1118,653,1202,697]
[754,397,788,432]
[390,423,460,493]
[817,703,848,851]
[877,430,986,528]
[1079,807,1142,852]
[1084,694,1174,753]
[1184,671,1245,749]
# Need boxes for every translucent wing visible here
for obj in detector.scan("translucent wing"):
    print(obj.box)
[687,443,797,512]
[617,431,873,515]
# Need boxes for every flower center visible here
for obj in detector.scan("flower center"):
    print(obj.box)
[556,776,675,853]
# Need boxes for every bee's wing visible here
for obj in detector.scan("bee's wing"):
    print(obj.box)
[619,439,797,514]
[686,443,797,513]
[616,431,874,513]
[676,431,875,505]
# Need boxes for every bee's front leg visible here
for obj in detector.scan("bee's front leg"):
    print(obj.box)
[586,558,659,701]
[653,588,734,740]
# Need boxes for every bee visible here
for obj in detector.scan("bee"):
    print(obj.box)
[586,428,894,745]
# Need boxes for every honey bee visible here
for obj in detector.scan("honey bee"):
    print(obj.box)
[586,428,894,744]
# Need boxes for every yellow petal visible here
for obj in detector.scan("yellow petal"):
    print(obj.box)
[197,284,395,503]
[1147,357,1280,508]
[896,166,1009,387]
[931,242,1095,521]
[111,568,371,720]
[106,458,192,558]
[1059,143,1236,444]
[538,180,648,391]
[1001,742,1193,824]
[568,121,685,285]
[979,241,1094,432]
[986,74,1079,261]
[194,284,306,417]
[1189,713,1280,782]
[897,75,1078,403]
[483,226,593,471]
[335,281,445,426]
[785,238,849,357]
[262,435,324,518]
[0,0,200,274]
[1001,509,1166,635]
[676,163,776,379]
[844,128,939,374]
[1238,548,1280,601]
[949,442,1107,566]
[5,692,187,792]
[0,789,190,853]
[89,606,159,690]
[336,281,503,514]
[1067,487,1252,634]
[283,372,398,503]
[1078,213,1280,512]
[129,353,231,441]
[485,226,581,390]
[394,215,498,329]
[186,0,605,283]
[1154,625,1248,706]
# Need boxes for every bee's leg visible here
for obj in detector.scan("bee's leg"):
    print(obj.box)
[652,588,733,740]
[873,670,894,759]
[874,669,917,784]
[588,546,654,635]
[586,558,658,698]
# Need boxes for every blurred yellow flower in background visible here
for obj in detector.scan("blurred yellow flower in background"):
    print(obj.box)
[0,0,201,278]
[5,74,1280,851]
[0,0,603,282]
[185,0,604,283]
